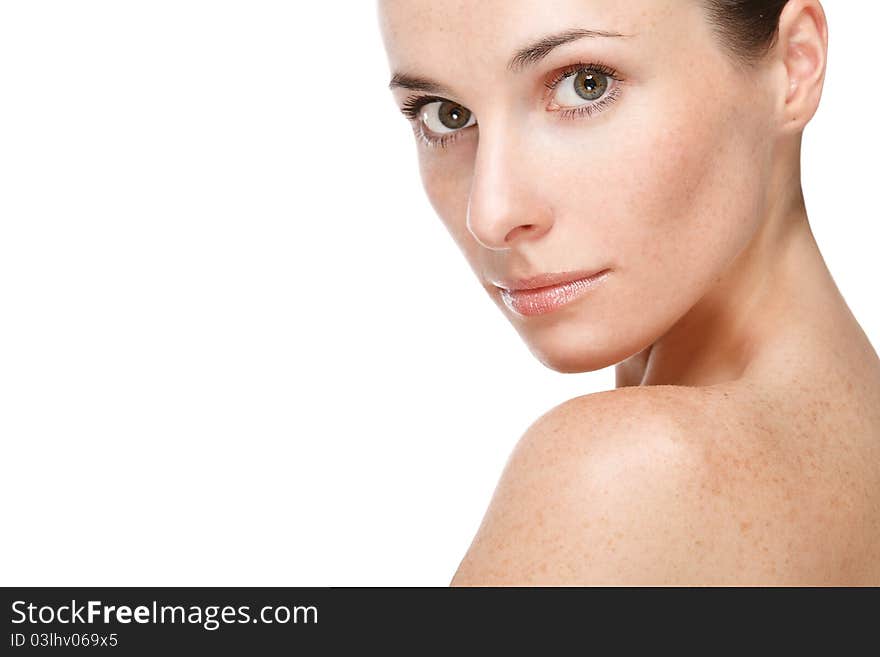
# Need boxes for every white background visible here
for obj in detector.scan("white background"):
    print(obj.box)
[0,2,877,586]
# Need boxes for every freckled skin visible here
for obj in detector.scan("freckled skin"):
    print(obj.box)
[378,0,880,584]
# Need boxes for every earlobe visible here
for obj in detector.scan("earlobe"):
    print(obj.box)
[778,0,828,129]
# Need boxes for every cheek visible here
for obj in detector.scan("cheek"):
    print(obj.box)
[418,148,480,254]
[605,99,768,291]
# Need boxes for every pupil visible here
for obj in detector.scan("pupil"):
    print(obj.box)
[576,71,607,101]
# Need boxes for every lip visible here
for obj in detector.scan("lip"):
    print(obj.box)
[492,268,609,292]
[494,268,611,317]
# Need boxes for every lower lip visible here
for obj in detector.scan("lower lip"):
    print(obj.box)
[499,269,611,317]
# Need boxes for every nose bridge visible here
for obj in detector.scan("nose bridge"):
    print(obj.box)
[466,114,553,251]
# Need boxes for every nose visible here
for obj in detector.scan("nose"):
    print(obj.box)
[465,120,554,251]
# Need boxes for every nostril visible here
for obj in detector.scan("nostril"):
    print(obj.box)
[505,224,536,242]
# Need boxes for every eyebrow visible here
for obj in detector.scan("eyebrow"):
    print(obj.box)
[388,27,631,94]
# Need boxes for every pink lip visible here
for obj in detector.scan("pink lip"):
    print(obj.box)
[492,269,609,291]
[494,268,611,316]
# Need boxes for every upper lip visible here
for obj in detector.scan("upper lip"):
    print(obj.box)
[491,268,609,292]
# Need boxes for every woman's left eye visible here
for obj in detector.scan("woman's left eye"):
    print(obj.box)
[553,69,609,103]
[545,64,623,119]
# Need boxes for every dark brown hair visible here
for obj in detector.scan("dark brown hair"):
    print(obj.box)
[703,0,789,63]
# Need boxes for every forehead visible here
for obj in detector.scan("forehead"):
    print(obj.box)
[378,0,683,71]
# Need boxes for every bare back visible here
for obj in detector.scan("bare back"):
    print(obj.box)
[451,326,880,585]
[663,335,880,583]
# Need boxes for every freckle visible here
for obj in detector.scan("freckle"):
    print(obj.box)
[740,520,753,533]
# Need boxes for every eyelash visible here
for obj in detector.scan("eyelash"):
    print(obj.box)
[400,61,625,150]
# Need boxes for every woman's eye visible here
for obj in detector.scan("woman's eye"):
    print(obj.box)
[399,64,620,149]
[418,100,477,135]
[551,69,611,107]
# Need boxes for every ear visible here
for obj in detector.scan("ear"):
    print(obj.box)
[775,0,828,131]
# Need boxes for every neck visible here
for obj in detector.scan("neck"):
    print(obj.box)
[615,146,856,389]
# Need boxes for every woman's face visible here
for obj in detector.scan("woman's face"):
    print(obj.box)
[379,0,782,373]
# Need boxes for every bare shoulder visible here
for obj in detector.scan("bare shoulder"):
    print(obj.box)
[450,385,880,585]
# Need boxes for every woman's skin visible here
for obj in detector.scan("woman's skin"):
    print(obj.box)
[378,0,880,584]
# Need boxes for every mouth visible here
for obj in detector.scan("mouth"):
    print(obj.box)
[494,268,611,317]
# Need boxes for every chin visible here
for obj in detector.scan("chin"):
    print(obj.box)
[524,334,625,374]
[515,314,657,374]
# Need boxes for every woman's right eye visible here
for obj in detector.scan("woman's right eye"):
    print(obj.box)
[417,100,477,132]
[401,96,477,149]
